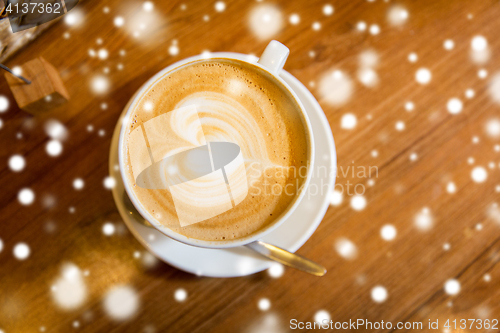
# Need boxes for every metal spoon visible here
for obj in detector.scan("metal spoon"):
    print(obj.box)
[245,241,326,276]
[123,191,326,276]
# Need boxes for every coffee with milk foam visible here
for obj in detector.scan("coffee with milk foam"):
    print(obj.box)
[123,58,309,241]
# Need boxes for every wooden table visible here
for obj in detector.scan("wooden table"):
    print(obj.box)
[1,0,500,332]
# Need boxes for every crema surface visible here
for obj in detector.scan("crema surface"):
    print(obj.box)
[123,58,309,241]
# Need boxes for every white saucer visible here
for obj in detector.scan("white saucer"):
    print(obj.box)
[109,69,336,278]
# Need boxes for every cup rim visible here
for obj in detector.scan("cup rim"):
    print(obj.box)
[118,52,315,249]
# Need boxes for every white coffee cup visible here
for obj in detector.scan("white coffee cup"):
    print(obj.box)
[118,40,315,249]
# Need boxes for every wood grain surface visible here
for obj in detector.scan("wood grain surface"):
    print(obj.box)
[1,0,500,332]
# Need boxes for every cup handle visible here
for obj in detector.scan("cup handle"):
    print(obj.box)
[257,40,290,75]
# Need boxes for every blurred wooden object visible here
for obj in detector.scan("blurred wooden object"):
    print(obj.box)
[5,56,69,114]
[0,19,54,62]
[0,0,84,62]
